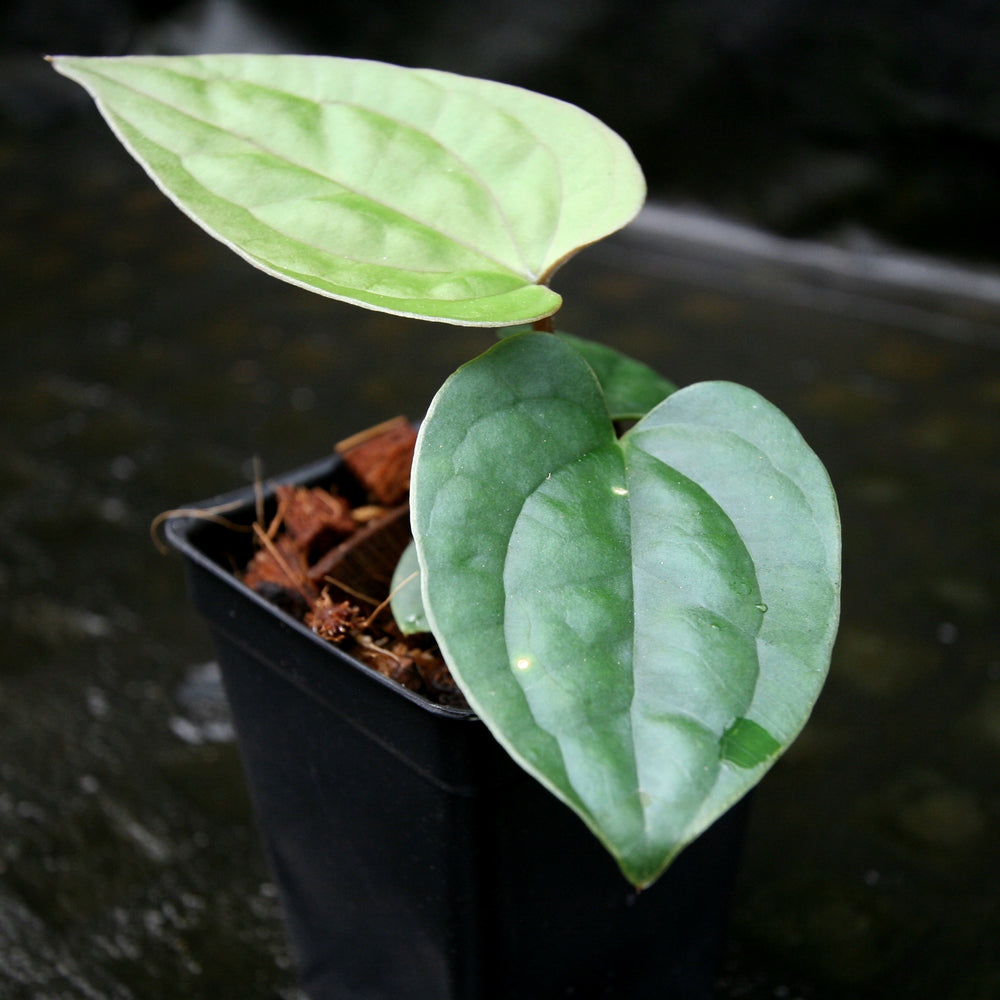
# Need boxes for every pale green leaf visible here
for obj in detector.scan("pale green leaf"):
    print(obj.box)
[411,332,840,887]
[50,54,645,326]
[390,540,428,635]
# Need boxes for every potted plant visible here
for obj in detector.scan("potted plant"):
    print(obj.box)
[50,54,841,999]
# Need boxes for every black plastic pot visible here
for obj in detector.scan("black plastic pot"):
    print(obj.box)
[164,453,750,1000]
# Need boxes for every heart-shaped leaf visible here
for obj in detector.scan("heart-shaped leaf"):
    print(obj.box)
[411,332,840,887]
[50,55,645,326]
[391,331,675,633]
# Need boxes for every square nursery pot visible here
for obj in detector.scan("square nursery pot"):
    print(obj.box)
[164,451,750,1000]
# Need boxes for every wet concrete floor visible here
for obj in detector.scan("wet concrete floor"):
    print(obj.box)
[3,64,1000,1000]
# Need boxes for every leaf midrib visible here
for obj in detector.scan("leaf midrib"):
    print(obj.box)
[87,59,554,282]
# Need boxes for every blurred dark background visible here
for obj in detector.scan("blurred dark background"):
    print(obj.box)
[4,5,1000,1000]
[4,0,1000,267]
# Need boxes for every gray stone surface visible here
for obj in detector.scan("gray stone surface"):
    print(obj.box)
[3,40,1000,1000]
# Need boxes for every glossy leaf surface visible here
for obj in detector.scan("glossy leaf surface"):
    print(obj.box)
[50,54,645,325]
[391,331,675,634]
[411,332,840,887]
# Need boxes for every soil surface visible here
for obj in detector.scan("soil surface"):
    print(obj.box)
[240,417,468,708]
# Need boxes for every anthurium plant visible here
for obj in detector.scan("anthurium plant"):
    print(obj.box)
[51,54,841,890]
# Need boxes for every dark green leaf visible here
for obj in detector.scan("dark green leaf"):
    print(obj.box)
[412,332,839,887]
[556,332,676,419]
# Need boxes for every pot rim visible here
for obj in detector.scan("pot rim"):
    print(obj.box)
[162,453,477,721]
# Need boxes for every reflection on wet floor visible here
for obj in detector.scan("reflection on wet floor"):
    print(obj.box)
[3,82,1000,1000]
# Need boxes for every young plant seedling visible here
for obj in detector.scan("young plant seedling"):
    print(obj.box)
[51,54,841,889]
